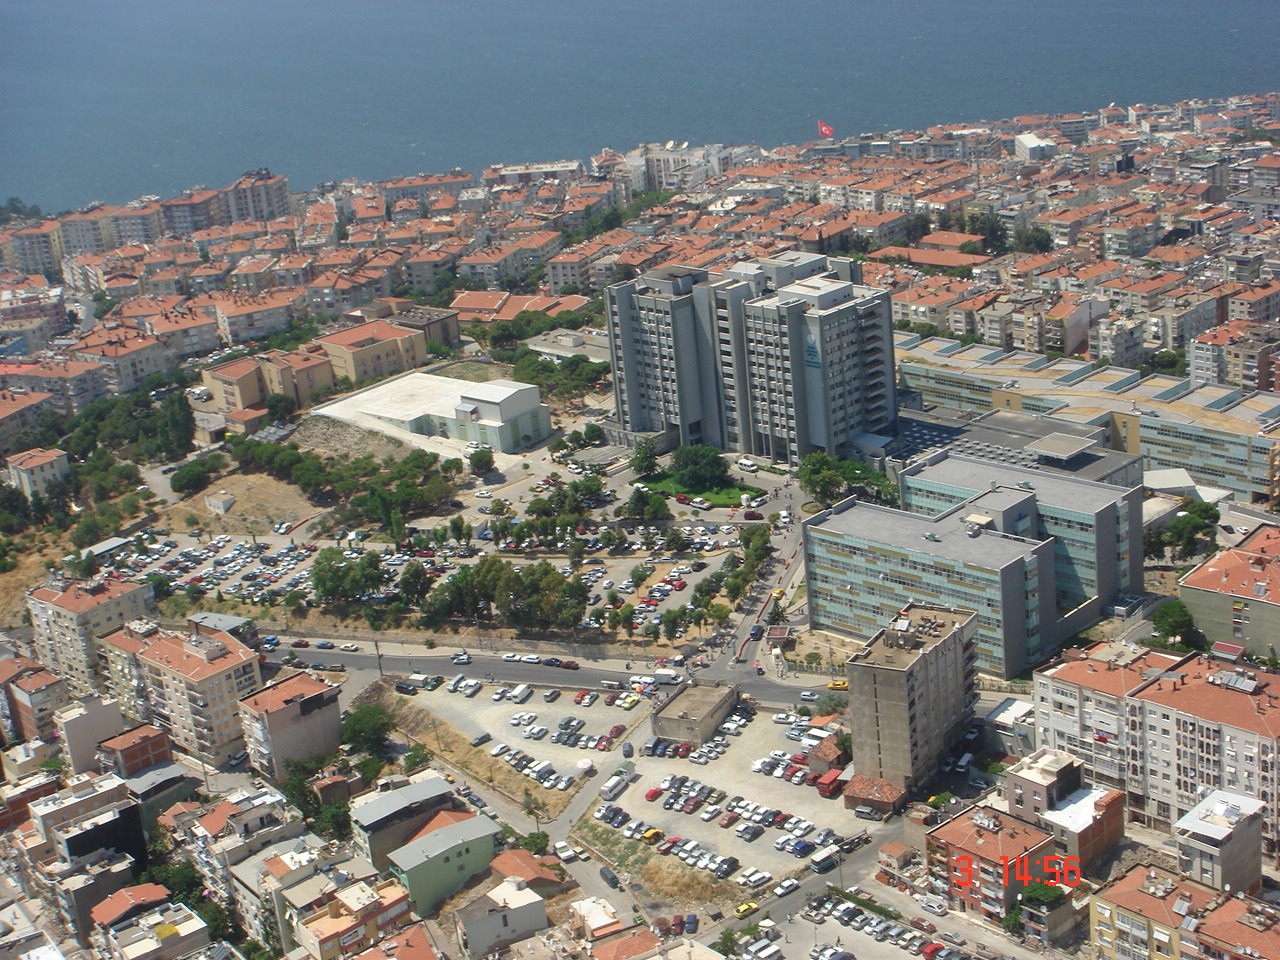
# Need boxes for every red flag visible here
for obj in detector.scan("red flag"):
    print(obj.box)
[817,121,834,138]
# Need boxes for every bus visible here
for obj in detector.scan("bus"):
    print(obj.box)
[809,843,842,874]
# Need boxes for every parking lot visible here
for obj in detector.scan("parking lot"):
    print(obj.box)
[405,678,654,796]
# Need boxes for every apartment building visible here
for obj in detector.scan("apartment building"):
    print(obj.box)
[7,668,73,743]
[925,806,1057,931]
[294,878,412,960]
[7,447,70,500]
[165,785,306,905]
[350,776,459,871]
[228,834,378,950]
[97,724,173,778]
[60,205,120,255]
[1089,865,1219,960]
[387,811,504,915]
[843,606,977,789]
[138,629,262,765]
[68,326,174,395]
[454,877,548,957]
[161,189,228,236]
[0,358,110,415]
[221,170,290,223]
[53,695,125,775]
[0,389,54,455]
[94,898,209,960]
[237,673,341,780]
[608,252,895,461]
[9,222,65,276]
[7,771,149,945]
[1175,790,1265,894]
[1180,523,1280,653]
[311,320,429,384]
[1036,641,1280,862]
[27,576,156,696]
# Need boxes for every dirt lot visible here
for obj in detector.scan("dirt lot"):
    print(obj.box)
[0,538,66,627]
[289,416,410,463]
[156,472,321,538]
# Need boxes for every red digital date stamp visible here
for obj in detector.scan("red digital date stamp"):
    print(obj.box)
[953,854,1081,887]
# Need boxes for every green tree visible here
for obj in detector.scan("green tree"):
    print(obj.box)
[583,422,604,444]
[265,393,299,421]
[398,561,431,605]
[197,901,231,941]
[629,438,658,476]
[766,599,786,625]
[402,743,433,773]
[903,213,932,245]
[1012,226,1053,253]
[469,449,495,475]
[1152,599,1195,640]
[814,693,848,716]
[341,704,396,756]
[518,831,550,855]
[670,444,730,492]
[315,801,352,840]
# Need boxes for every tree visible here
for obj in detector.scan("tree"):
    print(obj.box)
[315,801,352,840]
[766,599,786,625]
[670,444,730,492]
[1152,599,1195,640]
[518,831,550,855]
[398,561,431,605]
[1012,226,1053,253]
[629,437,658,476]
[583,422,604,444]
[903,213,932,246]
[468,449,495,475]
[265,393,299,421]
[341,704,396,756]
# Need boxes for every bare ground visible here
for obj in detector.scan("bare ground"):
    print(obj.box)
[288,416,411,463]
[155,472,322,538]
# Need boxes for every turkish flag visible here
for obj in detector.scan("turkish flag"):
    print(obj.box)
[818,121,834,138]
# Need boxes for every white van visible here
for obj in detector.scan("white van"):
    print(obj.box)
[599,775,627,801]
[956,752,973,776]
[736,458,759,472]
[447,673,467,693]
[509,683,533,703]
[629,675,656,687]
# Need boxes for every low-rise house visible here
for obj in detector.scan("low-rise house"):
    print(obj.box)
[454,877,549,956]
[387,810,503,915]
[349,776,459,872]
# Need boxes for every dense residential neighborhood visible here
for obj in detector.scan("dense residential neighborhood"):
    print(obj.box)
[2,89,1280,960]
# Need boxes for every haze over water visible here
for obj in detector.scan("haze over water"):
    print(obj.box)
[5,0,1276,211]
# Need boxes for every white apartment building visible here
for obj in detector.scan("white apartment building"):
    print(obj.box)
[1036,642,1280,864]
[138,630,262,764]
[607,252,896,462]
[26,576,156,696]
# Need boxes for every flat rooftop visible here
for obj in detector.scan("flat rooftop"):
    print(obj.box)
[654,683,734,720]
[910,453,1134,512]
[852,605,974,670]
[806,497,1043,571]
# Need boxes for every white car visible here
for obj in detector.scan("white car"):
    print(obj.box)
[476,490,492,498]
[799,691,820,702]
[774,878,800,897]
[490,743,509,757]
[502,653,521,662]
[521,654,541,663]
[340,643,360,652]
[493,687,511,701]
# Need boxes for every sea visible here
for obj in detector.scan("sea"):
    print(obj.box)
[4,0,1277,212]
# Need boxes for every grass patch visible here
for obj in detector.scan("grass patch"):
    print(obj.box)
[641,471,764,508]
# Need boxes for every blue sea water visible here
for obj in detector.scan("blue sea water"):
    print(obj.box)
[4,0,1276,211]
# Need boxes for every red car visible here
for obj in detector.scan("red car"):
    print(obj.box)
[671,915,685,935]
[802,772,820,786]
[561,661,580,670]
[744,510,764,520]
[790,753,809,765]
[573,690,591,704]
[674,494,691,504]
[596,736,612,750]
[784,764,803,780]
[672,580,687,590]
[719,811,741,828]
[646,787,663,801]
[656,837,680,854]
[909,918,937,934]
[290,639,311,648]
[609,724,626,738]
[675,743,692,758]
[604,693,620,706]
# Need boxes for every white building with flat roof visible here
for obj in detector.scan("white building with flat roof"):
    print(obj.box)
[314,372,551,453]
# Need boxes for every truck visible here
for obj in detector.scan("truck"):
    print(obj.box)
[654,668,682,685]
